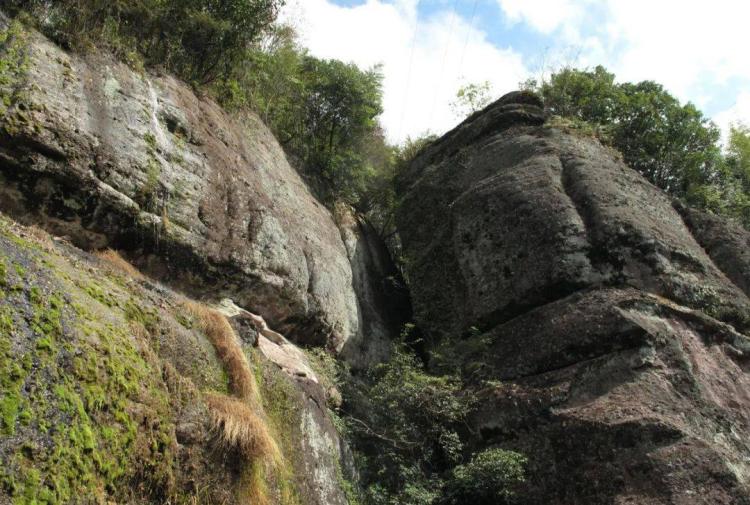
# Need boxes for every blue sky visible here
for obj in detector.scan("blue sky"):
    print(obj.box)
[282,0,750,143]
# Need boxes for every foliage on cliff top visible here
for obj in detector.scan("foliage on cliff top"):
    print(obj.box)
[521,66,750,228]
[0,0,283,85]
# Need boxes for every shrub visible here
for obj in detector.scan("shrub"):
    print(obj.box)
[440,448,526,505]
[343,342,476,505]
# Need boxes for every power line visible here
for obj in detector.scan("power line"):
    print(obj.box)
[457,0,480,79]
[397,0,421,142]
[428,0,461,128]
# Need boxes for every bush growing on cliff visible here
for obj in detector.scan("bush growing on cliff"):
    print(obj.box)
[342,342,526,505]
[343,343,467,504]
[439,448,526,505]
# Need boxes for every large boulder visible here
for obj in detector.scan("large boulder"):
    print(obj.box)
[0,17,360,350]
[396,91,750,503]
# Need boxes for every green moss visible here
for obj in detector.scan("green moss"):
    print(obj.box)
[0,307,26,436]
[0,261,177,503]
[144,131,157,151]
[123,297,159,332]
[12,263,24,277]
[174,311,193,329]
[137,158,162,211]
[2,303,175,503]
[80,281,119,308]
[29,288,63,346]
[0,257,7,288]
[0,20,30,117]
[255,350,302,505]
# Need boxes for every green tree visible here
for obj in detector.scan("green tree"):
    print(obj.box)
[529,66,721,195]
[726,123,750,186]
[344,343,472,505]
[1,0,284,84]
[440,448,526,505]
[687,123,750,225]
[450,81,493,119]
[295,57,384,203]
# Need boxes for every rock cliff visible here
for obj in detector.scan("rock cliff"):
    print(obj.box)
[397,91,750,504]
[4,10,750,504]
[0,15,382,355]
[0,17,387,505]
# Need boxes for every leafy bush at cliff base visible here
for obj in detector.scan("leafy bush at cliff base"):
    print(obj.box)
[439,448,527,505]
[342,342,526,505]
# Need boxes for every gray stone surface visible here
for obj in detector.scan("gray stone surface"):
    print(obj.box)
[397,92,750,339]
[334,204,410,369]
[676,201,750,297]
[0,18,360,350]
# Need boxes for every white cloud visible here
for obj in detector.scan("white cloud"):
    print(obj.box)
[282,0,528,143]
[496,0,582,34]
[714,92,750,146]
[284,0,750,144]
[497,0,750,119]
[602,0,750,103]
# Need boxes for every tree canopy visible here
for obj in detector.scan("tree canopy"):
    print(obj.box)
[0,0,284,84]
[528,66,721,196]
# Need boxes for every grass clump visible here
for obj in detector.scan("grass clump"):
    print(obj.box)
[204,392,281,463]
[183,300,258,402]
[183,300,293,505]
[95,249,145,281]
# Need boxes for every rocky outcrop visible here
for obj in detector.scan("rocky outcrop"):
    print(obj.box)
[217,299,351,505]
[675,201,750,297]
[397,92,750,503]
[0,16,361,351]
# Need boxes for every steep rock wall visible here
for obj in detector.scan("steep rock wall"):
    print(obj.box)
[396,91,750,503]
[334,205,411,369]
[0,16,362,351]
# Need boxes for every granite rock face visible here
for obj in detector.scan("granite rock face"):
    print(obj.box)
[0,17,361,350]
[397,91,750,503]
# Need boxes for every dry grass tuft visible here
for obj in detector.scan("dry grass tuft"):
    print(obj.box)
[24,224,54,249]
[96,248,145,281]
[184,300,288,503]
[183,301,259,403]
[205,392,282,465]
